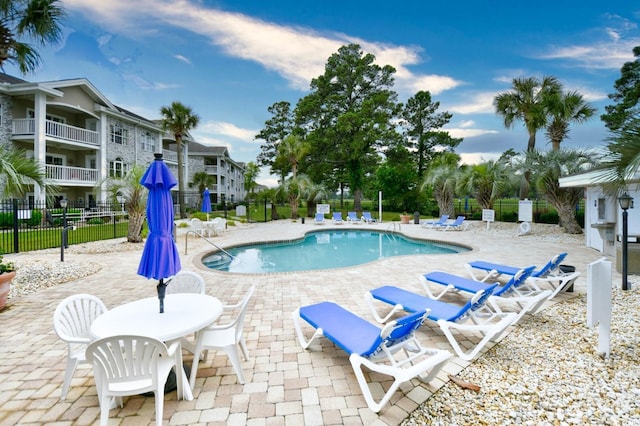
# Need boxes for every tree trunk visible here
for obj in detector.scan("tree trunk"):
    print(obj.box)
[176,137,187,218]
[557,205,583,234]
[127,213,145,243]
[353,189,363,213]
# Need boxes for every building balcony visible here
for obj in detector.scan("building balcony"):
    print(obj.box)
[13,118,100,146]
[162,149,178,163]
[46,164,99,183]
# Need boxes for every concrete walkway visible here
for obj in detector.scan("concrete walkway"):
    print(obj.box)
[0,219,608,425]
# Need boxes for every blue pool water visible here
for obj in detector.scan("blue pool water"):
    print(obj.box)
[201,230,469,273]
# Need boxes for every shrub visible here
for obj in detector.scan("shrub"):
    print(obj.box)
[87,218,104,225]
[538,211,559,224]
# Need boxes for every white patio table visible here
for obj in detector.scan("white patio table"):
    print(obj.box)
[90,293,223,400]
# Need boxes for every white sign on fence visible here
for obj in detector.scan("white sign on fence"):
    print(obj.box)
[518,199,533,222]
[316,204,330,214]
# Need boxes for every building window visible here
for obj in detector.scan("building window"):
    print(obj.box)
[141,132,154,152]
[110,124,128,145]
[109,157,127,178]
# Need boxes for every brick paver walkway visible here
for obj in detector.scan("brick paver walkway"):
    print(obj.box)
[0,220,606,425]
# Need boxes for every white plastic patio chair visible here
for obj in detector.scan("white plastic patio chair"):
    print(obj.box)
[189,286,255,387]
[53,294,107,400]
[86,335,181,426]
[166,271,206,295]
[190,218,210,237]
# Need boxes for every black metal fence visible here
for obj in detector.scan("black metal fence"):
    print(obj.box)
[0,199,130,254]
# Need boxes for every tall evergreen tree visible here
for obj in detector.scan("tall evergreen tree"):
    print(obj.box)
[296,44,400,212]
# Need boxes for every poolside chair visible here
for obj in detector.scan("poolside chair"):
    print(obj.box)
[437,215,468,231]
[361,211,376,224]
[465,253,581,299]
[189,286,255,387]
[420,268,552,324]
[366,285,517,361]
[420,215,448,229]
[190,217,211,237]
[292,301,452,413]
[314,213,325,225]
[53,294,107,400]
[332,212,344,224]
[86,335,181,426]
[346,211,361,224]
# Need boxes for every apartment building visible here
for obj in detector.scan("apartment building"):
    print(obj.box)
[0,73,245,209]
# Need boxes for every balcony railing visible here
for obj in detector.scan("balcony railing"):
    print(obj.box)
[46,165,99,183]
[204,165,218,174]
[162,149,178,162]
[13,118,100,146]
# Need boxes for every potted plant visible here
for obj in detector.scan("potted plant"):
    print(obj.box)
[400,212,411,224]
[0,252,15,311]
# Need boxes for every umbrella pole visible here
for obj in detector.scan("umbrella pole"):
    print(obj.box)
[157,278,167,313]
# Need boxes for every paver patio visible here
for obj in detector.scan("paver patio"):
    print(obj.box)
[0,219,605,425]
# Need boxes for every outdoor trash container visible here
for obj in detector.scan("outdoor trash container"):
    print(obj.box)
[559,265,576,292]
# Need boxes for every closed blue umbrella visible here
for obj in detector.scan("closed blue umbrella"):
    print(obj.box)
[137,153,181,313]
[202,188,212,221]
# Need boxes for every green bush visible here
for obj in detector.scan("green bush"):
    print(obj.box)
[87,218,104,225]
[538,211,559,224]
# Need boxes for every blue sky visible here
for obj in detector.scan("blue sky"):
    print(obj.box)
[7,1,640,186]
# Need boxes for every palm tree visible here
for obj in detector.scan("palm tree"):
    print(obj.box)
[545,91,597,150]
[104,165,146,243]
[494,76,562,198]
[159,101,200,219]
[457,160,508,210]
[0,0,65,74]
[0,144,46,198]
[494,76,562,152]
[278,174,311,219]
[303,181,328,218]
[190,171,214,210]
[276,134,308,179]
[520,149,597,234]
[421,154,460,218]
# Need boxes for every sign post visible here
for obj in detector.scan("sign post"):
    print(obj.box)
[482,209,495,230]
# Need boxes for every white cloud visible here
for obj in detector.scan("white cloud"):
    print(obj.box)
[198,121,257,141]
[174,54,191,64]
[121,74,180,90]
[446,128,499,139]
[448,92,496,114]
[63,0,460,95]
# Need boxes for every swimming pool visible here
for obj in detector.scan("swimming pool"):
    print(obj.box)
[201,229,470,273]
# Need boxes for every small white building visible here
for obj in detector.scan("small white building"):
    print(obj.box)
[559,171,640,274]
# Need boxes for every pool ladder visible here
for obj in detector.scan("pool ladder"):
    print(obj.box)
[184,231,235,262]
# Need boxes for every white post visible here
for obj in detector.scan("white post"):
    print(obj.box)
[378,191,382,223]
[586,257,612,358]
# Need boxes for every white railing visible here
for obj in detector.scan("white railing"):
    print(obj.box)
[46,165,99,182]
[204,165,218,174]
[163,149,178,162]
[12,119,99,146]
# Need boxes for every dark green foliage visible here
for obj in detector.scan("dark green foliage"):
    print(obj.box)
[538,211,559,224]
[87,218,104,225]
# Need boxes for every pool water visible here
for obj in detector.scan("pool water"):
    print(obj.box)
[201,230,469,273]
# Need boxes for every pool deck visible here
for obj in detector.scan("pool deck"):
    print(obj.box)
[0,219,608,425]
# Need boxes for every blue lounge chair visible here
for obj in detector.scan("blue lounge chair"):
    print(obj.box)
[332,212,343,224]
[436,215,468,231]
[346,211,361,224]
[314,213,325,225]
[361,211,376,224]
[420,268,552,323]
[420,215,448,229]
[292,301,452,413]
[366,286,517,361]
[465,253,580,299]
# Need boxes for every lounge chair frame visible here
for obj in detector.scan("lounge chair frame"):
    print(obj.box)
[420,268,553,324]
[292,301,451,413]
[366,286,517,361]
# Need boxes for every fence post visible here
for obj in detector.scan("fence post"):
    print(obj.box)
[113,211,117,238]
[12,198,19,253]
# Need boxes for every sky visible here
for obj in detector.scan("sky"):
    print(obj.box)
[7,1,640,186]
